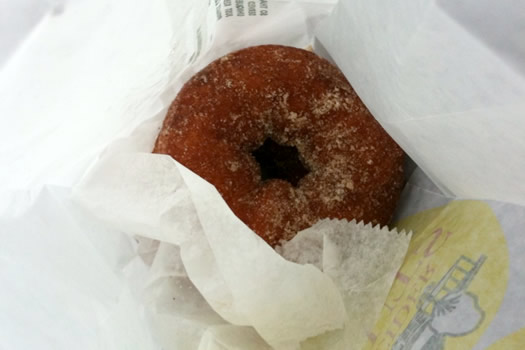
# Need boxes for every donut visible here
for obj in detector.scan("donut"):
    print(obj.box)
[154,45,404,247]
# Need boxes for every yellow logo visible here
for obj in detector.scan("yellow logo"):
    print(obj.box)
[365,201,509,350]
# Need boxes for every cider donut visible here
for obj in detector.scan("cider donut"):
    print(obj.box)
[154,45,404,246]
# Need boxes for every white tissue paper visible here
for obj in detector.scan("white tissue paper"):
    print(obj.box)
[73,145,410,349]
[279,220,411,350]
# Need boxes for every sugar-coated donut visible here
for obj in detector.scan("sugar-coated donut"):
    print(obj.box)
[154,45,404,247]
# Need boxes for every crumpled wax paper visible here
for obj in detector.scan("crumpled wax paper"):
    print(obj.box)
[279,220,411,350]
[73,142,411,349]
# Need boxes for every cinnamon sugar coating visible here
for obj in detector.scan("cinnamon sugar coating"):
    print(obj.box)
[154,45,404,246]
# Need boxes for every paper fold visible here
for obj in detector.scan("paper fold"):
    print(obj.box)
[75,152,353,349]
[280,220,411,350]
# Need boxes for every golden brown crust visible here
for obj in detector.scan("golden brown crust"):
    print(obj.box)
[154,45,404,246]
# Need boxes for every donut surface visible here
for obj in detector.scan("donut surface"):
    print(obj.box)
[154,45,404,246]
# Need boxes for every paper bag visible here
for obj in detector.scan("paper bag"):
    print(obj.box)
[2,0,524,349]
[315,0,525,205]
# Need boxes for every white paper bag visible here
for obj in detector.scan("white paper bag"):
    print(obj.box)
[3,0,524,349]
[315,0,525,206]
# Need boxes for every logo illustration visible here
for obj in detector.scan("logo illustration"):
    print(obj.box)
[392,254,487,350]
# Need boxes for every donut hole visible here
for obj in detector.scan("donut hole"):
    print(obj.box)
[251,138,310,187]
